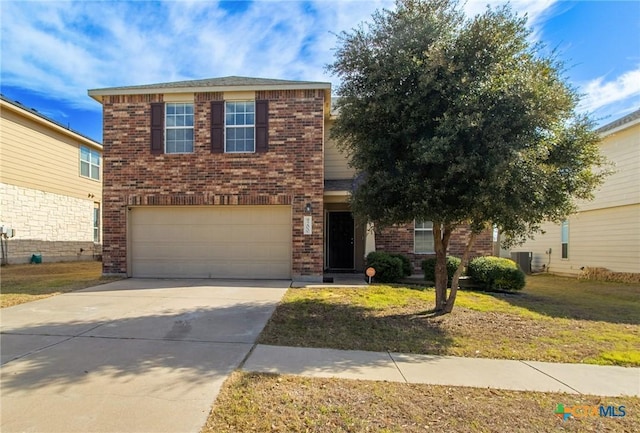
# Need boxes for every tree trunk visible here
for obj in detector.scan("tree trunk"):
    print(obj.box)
[433,223,452,312]
[443,231,478,313]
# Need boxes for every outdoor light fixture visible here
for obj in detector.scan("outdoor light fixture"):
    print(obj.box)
[305,203,313,213]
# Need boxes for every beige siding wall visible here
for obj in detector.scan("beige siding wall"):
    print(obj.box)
[519,120,640,275]
[580,125,640,211]
[324,119,355,180]
[0,106,102,201]
[518,204,640,275]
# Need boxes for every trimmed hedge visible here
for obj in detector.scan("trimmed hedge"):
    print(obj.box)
[389,253,412,277]
[467,256,526,291]
[421,256,461,286]
[365,252,405,283]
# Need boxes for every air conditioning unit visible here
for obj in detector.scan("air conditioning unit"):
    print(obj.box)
[511,252,532,274]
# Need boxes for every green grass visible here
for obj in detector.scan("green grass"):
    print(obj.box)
[258,274,640,366]
[0,261,121,307]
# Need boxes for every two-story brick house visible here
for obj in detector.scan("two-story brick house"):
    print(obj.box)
[89,76,492,281]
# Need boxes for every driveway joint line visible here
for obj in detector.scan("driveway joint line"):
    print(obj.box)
[519,360,582,394]
[76,322,110,337]
[387,351,409,383]
[73,334,256,345]
[1,335,76,365]
[237,342,260,370]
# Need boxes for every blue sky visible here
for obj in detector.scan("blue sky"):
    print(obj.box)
[1,0,639,143]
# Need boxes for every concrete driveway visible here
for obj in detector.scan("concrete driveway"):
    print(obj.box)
[0,278,289,433]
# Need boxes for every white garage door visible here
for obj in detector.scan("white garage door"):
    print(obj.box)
[130,206,292,279]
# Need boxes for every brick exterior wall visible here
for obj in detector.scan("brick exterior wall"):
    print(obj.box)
[375,223,494,272]
[101,90,325,279]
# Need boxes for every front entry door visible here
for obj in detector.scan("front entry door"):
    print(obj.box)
[328,211,355,269]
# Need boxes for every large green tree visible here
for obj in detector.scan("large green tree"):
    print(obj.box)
[328,0,608,313]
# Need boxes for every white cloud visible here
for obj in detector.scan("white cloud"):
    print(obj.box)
[579,67,640,115]
[0,1,390,110]
[0,0,561,112]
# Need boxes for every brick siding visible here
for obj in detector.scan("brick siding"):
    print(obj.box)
[375,223,494,272]
[101,90,325,279]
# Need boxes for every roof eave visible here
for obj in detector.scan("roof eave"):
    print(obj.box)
[89,82,330,100]
[89,83,332,117]
[598,115,640,138]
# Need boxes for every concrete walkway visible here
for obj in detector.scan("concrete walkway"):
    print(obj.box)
[242,345,640,397]
[0,279,290,433]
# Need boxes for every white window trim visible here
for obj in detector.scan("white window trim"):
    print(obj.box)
[224,100,256,154]
[93,203,100,244]
[561,220,569,259]
[80,146,100,181]
[165,102,194,154]
[414,220,435,254]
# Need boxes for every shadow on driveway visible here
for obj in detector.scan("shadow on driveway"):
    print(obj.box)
[0,279,288,433]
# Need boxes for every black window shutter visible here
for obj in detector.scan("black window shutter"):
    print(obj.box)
[211,101,224,153]
[255,100,268,152]
[150,103,164,154]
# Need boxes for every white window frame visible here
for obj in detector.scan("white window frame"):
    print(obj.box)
[80,146,100,180]
[93,203,100,243]
[561,220,569,259]
[165,103,194,154]
[414,220,435,254]
[225,100,255,153]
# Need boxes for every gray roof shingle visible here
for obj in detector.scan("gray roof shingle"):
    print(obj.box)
[597,108,640,134]
[89,76,330,93]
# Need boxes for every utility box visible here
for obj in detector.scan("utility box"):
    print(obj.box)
[511,251,532,274]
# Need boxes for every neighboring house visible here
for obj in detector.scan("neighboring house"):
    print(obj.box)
[88,76,492,281]
[0,95,103,264]
[513,109,640,276]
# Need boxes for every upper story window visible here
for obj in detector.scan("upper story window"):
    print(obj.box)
[165,103,194,153]
[414,220,434,254]
[80,146,100,180]
[225,101,255,153]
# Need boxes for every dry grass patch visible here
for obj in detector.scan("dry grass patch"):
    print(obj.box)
[258,275,640,366]
[205,372,640,433]
[0,261,121,307]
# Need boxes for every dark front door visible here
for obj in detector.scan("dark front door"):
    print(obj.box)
[328,211,355,269]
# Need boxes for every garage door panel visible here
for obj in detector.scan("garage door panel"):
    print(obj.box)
[251,243,290,257]
[130,206,291,279]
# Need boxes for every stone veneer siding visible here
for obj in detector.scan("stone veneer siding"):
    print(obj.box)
[101,90,325,280]
[375,223,494,272]
[0,183,100,263]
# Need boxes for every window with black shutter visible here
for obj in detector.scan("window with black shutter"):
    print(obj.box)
[255,100,268,152]
[150,103,164,154]
[212,100,269,153]
[211,101,224,153]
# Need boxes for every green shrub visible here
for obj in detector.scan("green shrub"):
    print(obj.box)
[366,252,404,283]
[467,256,526,291]
[421,256,461,286]
[389,253,412,277]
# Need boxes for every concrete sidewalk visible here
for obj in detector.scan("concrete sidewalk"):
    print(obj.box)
[242,345,640,397]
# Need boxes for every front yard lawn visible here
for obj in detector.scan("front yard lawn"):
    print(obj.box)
[205,372,640,433]
[0,261,121,308]
[258,274,640,366]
